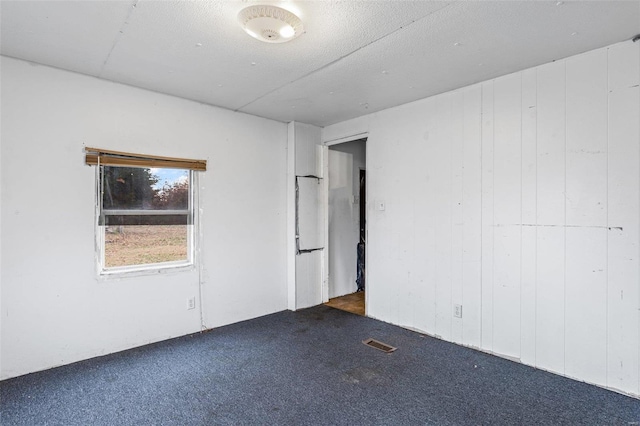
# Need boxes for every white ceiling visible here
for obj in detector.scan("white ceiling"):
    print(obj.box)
[1,1,639,127]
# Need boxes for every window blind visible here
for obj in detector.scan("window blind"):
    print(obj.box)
[85,147,206,171]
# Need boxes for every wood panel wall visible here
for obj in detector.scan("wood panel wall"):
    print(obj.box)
[361,41,639,396]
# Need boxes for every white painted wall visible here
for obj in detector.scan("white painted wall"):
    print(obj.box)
[328,140,366,298]
[0,57,288,379]
[0,66,3,374]
[322,40,640,397]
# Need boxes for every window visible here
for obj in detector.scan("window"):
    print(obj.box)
[85,148,206,274]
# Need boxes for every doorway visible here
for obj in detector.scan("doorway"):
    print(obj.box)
[325,138,366,316]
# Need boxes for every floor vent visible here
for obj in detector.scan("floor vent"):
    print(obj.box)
[362,338,397,353]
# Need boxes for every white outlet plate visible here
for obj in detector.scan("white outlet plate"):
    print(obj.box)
[187,297,196,310]
[454,304,462,318]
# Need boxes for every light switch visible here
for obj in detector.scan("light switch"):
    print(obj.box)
[378,201,385,211]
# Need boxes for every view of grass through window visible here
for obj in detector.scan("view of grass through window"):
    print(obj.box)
[105,225,188,267]
[101,166,191,269]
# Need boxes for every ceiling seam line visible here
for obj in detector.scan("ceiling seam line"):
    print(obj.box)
[99,0,139,78]
[233,3,454,113]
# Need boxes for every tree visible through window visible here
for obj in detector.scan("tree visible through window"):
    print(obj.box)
[100,166,193,269]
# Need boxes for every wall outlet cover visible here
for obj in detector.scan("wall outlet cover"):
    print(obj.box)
[454,304,462,318]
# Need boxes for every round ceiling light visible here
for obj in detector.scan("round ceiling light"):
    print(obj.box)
[238,5,304,43]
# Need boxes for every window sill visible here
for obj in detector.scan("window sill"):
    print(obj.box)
[98,260,196,280]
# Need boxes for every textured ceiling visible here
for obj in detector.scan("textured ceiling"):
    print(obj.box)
[1,1,639,127]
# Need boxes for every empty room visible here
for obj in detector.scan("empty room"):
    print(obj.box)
[1,1,639,424]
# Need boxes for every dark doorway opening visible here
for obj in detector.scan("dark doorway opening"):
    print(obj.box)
[359,169,366,243]
[325,138,367,315]
[356,169,366,292]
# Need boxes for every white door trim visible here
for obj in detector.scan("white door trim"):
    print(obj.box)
[322,136,368,315]
[323,132,369,147]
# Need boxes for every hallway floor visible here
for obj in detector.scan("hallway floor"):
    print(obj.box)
[325,291,365,316]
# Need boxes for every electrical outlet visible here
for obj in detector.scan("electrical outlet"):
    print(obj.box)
[454,304,462,318]
[187,297,196,310]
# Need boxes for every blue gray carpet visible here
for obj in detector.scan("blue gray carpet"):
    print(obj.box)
[1,305,638,425]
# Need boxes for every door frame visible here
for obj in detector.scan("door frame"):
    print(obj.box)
[322,133,368,313]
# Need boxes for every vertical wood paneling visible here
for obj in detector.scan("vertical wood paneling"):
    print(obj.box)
[520,68,538,365]
[365,126,398,324]
[492,73,522,358]
[535,227,565,370]
[481,81,495,351]
[294,123,321,176]
[434,94,453,340]
[407,105,429,333]
[451,91,465,344]
[353,41,639,398]
[565,50,608,227]
[394,197,416,329]
[392,119,422,328]
[412,208,436,333]
[565,228,608,384]
[535,61,566,373]
[290,123,324,309]
[536,61,567,227]
[416,98,439,334]
[380,116,419,329]
[462,85,483,348]
[564,50,608,386]
[295,251,322,309]
[607,41,640,395]
[287,123,297,310]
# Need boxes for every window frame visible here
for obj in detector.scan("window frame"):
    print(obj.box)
[95,165,198,277]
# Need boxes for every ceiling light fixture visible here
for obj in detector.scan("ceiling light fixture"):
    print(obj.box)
[238,5,304,44]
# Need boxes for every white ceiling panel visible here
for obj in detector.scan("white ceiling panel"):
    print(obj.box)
[99,0,449,110]
[240,1,640,125]
[1,0,638,127]
[0,0,135,76]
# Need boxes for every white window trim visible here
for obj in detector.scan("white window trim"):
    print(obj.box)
[94,167,199,279]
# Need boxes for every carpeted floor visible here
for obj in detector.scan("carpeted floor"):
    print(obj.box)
[1,305,638,425]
